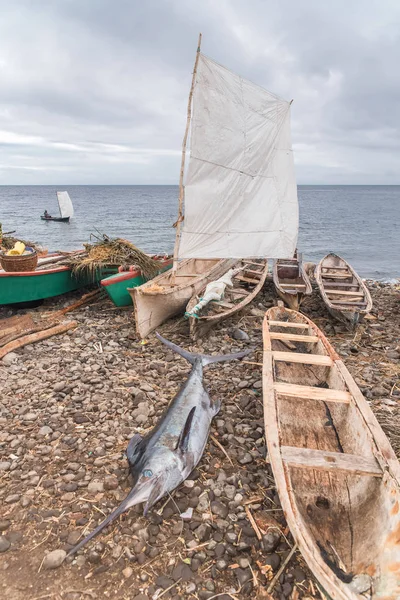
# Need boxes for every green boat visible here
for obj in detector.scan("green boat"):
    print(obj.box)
[101,258,172,307]
[0,256,116,306]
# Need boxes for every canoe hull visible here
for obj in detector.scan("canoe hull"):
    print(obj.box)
[263,306,400,600]
[273,258,312,311]
[315,253,372,330]
[130,258,236,338]
[0,265,115,305]
[40,216,70,222]
[101,259,172,307]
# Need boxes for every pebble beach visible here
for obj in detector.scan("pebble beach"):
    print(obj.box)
[0,278,399,600]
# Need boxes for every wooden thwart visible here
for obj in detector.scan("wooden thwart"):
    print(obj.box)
[326,289,364,297]
[274,382,351,403]
[281,446,382,477]
[270,332,319,343]
[236,275,261,285]
[268,320,309,329]
[272,351,333,366]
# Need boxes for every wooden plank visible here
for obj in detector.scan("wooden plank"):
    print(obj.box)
[330,300,367,306]
[229,290,248,297]
[277,264,298,269]
[274,382,351,403]
[323,282,359,288]
[213,300,235,309]
[272,351,332,366]
[321,273,352,280]
[270,332,319,343]
[243,269,263,277]
[281,446,382,477]
[322,266,349,271]
[236,275,260,285]
[325,289,364,297]
[268,320,309,329]
[280,283,306,288]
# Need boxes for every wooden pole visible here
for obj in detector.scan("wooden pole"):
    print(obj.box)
[171,33,202,281]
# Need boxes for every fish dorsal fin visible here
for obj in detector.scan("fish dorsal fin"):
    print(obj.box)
[126,433,143,466]
[176,407,196,453]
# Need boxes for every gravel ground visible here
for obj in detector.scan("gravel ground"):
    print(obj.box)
[0,279,399,600]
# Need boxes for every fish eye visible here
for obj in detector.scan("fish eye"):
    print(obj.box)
[143,469,153,478]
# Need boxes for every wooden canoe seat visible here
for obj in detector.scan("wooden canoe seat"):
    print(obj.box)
[278,264,298,268]
[275,382,351,403]
[270,332,319,343]
[281,446,382,477]
[268,320,309,329]
[245,261,265,267]
[280,283,306,288]
[236,275,261,285]
[321,273,352,280]
[322,266,349,271]
[326,290,364,297]
[323,282,359,288]
[330,300,367,306]
[272,351,332,366]
[243,269,263,277]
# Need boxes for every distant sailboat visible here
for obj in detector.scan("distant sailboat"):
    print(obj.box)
[130,34,298,338]
[41,191,74,222]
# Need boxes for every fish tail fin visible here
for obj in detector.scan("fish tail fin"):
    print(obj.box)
[67,489,139,557]
[155,332,197,364]
[155,332,253,367]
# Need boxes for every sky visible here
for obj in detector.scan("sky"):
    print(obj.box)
[0,0,399,185]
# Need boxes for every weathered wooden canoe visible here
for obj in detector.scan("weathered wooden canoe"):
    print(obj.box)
[129,258,236,339]
[186,258,268,339]
[315,253,372,328]
[263,305,400,600]
[273,256,312,310]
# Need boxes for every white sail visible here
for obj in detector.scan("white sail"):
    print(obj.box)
[178,54,298,259]
[57,191,74,219]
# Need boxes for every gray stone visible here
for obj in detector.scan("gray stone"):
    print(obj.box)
[24,412,38,421]
[230,329,250,341]
[195,523,212,542]
[0,536,10,553]
[5,494,20,504]
[238,452,253,465]
[210,500,229,519]
[38,426,53,436]
[0,521,11,532]
[43,549,67,569]
[262,531,281,553]
[54,381,66,392]
[88,480,104,493]
[0,461,11,471]
[2,352,18,366]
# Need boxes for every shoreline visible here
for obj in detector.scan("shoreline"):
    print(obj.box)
[0,280,399,599]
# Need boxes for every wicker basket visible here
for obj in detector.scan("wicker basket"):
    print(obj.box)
[0,251,38,272]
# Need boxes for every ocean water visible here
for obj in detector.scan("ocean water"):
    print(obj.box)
[0,185,398,280]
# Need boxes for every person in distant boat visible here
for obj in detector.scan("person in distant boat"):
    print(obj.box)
[43,210,51,219]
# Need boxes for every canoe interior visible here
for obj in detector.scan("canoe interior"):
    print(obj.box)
[316,254,372,326]
[139,258,223,294]
[264,306,400,599]
[188,258,268,319]
[273,258,312,310]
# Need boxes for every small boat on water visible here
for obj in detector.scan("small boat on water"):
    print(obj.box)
[41,191,74,223]
[101,256,172,307]
[0,254,116,305]
[315,253,372,328]
[129,258,236,338]
[131,35,299,337]
[263,305,400,600]
[273,254,312,310]
[186,259,268,339]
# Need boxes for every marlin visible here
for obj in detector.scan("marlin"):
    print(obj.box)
[68,332,251,555]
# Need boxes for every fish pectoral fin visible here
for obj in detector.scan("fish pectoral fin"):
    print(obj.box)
[126,433,143,466]
[175,406,196,454]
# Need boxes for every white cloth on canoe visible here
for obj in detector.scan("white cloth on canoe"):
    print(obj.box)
[186,268,239,317]
[178,53,298,260]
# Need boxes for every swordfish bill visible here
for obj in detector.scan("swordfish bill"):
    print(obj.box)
[68,333,252,556]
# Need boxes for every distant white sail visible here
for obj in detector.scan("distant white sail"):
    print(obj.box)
[57,191,74,219]
[177,54,298,259]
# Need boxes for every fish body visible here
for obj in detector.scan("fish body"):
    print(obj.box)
[68,333,251,555]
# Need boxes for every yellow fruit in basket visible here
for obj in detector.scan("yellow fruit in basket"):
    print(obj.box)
[6,241,25,256]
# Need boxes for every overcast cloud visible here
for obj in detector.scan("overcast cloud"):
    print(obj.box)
[0,0,399,185]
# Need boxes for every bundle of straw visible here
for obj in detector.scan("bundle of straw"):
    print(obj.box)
[67,233,161,280]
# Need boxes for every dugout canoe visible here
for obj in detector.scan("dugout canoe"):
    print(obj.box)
[186,258,268,339]
[129,258,236,339]
[273,256,312,310]
[315,253,372,328]
[263,305,400,600]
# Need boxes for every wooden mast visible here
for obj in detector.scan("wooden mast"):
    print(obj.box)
[171,33,202,279]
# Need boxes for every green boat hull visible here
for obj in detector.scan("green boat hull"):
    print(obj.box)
[0,266,117,305]
[101,260,172,307]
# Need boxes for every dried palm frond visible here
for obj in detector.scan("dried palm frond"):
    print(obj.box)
[0,234,46,254]
[66,233,161,280]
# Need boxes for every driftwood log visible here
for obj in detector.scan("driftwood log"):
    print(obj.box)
[0,321,77,360]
